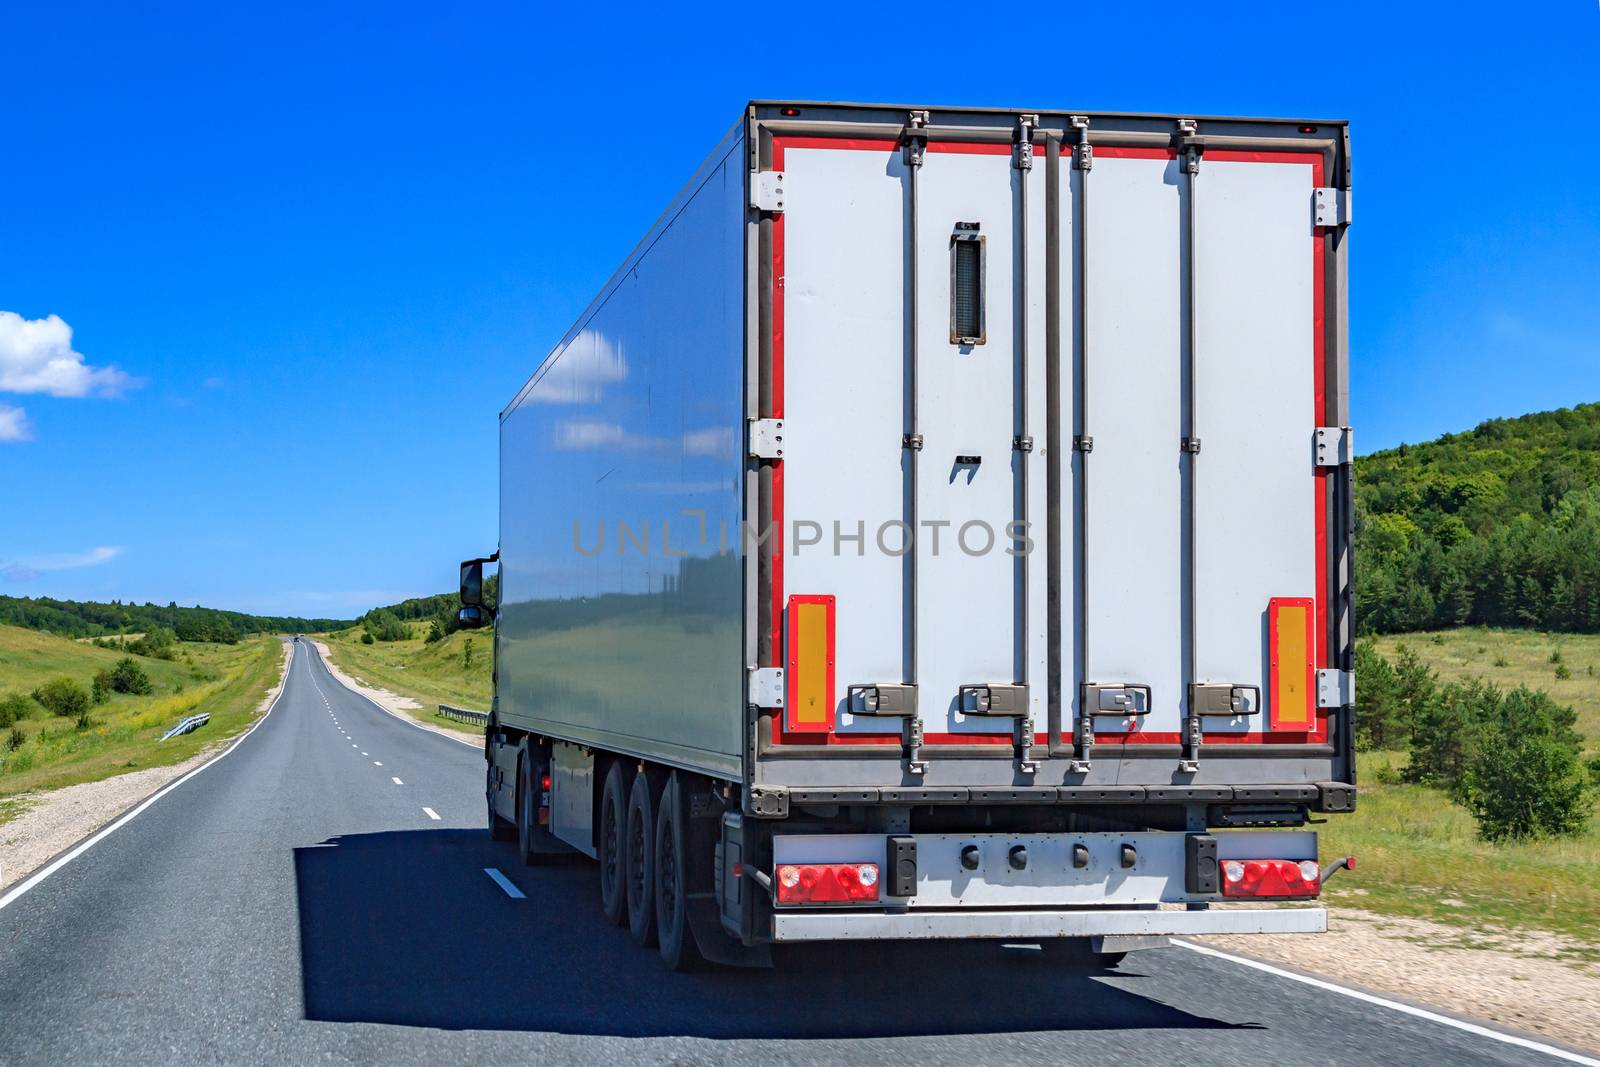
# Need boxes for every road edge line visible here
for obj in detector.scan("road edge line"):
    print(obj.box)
[0,641,298,913]
[1172,940,1600,1065]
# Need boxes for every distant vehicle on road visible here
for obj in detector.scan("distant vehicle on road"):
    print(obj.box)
[460,100,1355,970]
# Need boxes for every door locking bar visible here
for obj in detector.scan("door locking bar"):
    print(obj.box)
[1074,683,1152,774]
[848,684,925,775]
[958,684,1037,774]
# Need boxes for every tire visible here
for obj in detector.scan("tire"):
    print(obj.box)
[625,767,657,947]
[599,762,630,927]
[653,774,705,971]
[487,759,515,841]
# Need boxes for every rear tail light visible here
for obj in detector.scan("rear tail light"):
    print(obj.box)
[774,862,880,904]
[1221,858,1320,899]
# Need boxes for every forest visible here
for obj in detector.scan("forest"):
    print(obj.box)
[1356,401,1600,634]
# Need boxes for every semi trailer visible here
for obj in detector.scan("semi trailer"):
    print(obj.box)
[459,100,1356,970]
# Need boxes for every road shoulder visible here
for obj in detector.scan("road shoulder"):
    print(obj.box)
[1197,905,1600,1056]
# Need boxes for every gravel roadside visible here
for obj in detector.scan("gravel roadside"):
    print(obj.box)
[1197,906,1600,1056]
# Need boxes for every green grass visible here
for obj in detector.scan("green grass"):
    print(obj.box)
[1323,751,1600,958]
[319,623,490,735]
[0,624,285,800]
[1334,627,1600,954]
[1371,627,1600,756]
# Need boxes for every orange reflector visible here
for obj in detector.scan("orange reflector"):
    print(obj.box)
[1268,597,1315,731]
[784,595,836,732]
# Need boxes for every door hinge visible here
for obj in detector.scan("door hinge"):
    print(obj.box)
[749,667,785,708]
[1014,114,1037,171]
[1074,434,1094,453]
[1314,426,1353,467]
[747,418,785,460]
[1014,434,1034,453]
[1181,437,1202,454]
[1313,187,1351,228]
[1069,115,1093,170]
[1317,669,1354,708]
[903,432,924,451]
[750,170,786,213]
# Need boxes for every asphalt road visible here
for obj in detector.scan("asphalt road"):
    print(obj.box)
[0,642,1585,1066]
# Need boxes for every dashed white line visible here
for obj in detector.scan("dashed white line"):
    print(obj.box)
[374,761,382,767]
[361,751,368,756]
[484,868,525,899]
[422,807,440,820]
[391,777,404,785]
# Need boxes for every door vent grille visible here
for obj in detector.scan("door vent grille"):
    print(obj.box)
[949,224,985,345]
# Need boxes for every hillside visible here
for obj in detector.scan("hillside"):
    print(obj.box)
[1356,401,1600,634]
[0,594,349,642]
[0,623,284,801]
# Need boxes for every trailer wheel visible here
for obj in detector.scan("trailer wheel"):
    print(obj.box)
[653,773,705,971]
[487,761,514,841]
[598,762,630,927]
[624,767,657,947]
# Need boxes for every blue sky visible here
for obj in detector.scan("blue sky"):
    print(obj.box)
[1,1,1597,618]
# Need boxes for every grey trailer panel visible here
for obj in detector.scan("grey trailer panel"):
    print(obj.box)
[496,132,747,780]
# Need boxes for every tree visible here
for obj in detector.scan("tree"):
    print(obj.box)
[32,677,91,719]
[109,657,154,695]
[0,693,35,728]
[1353,641,1403,750]
[1461,730,1591,841]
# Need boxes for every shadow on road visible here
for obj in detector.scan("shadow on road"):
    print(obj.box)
[294,828,1259,1038]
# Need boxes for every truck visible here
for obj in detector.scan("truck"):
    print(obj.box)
[458,100,1356,970]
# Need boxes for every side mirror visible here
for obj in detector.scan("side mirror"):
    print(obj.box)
[457,605,487,630]
[460,560,484,609]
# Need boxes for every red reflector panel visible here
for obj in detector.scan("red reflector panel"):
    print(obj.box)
[1221,858,1321,899]
[775,863,880,905]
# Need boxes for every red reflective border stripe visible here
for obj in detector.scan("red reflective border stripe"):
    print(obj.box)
[766,136,1330,747]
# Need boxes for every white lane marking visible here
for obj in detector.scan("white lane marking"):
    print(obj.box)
[1173,941,1600,1065]
[0,641,299,912]
[308,643,478,749]
[422,807,440,820]
[361,751,368,756]
[351,743,357,748]
[391,777,404,785]
[374,761,382,767]
[484,868,525,899]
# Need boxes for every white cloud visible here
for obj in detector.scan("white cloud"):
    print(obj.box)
[0,311,141,398]
[0,545,123,583]
[528,332,627,404]
[0,403,31,442]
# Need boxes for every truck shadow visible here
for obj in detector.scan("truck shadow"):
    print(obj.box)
[294,828,1262,1038]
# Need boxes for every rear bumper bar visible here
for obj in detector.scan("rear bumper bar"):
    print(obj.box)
[770,905,1326,942]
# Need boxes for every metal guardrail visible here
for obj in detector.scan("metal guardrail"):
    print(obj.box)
[438,704,490,727]
[159,712,211,742]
